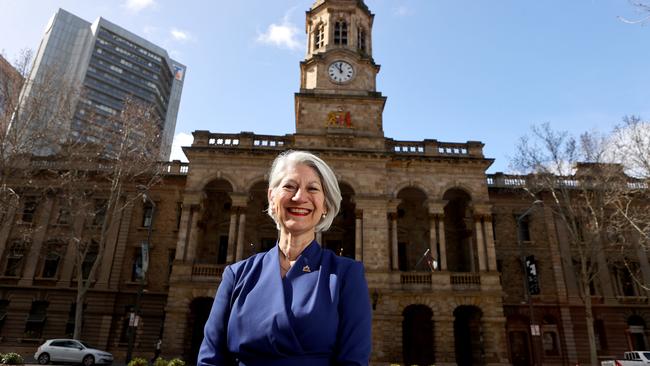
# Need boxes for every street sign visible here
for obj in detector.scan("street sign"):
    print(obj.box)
[531,324,540,336]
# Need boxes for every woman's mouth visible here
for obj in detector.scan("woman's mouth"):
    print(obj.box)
[287,207,312,216]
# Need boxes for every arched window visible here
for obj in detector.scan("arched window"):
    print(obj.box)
[357,26,366,52]
[334,20,348,45]
[313,23,325,50]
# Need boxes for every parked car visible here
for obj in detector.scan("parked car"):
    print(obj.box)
[601,351,650,366]
[34,339,113,365]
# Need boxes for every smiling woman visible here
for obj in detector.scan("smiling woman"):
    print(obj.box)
[198,150,372,366]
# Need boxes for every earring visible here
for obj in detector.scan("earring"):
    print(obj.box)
[322,212,327,218]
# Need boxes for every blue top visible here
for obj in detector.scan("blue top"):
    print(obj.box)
[197,241,372,366]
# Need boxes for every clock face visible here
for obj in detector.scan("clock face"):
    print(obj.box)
[328,61,354,83]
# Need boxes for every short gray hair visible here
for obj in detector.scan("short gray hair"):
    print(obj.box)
[267,150,341,232]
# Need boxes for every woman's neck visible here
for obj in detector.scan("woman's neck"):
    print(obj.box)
[278,230,315,261]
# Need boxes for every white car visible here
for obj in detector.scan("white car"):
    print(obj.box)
[35,339,113,365]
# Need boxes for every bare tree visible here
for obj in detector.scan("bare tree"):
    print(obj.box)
[512,122,631,365]
[50,96,164,339]
[0,50,77,221]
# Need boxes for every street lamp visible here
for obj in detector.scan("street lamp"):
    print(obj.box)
[517,199,543,366]
[126,189,155,363]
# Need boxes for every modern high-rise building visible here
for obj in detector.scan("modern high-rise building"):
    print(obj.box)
[19,8,185,160]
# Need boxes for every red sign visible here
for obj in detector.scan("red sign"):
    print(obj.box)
[327,111,352,128]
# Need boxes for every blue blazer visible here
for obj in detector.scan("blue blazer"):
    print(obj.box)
[198,241,372,366]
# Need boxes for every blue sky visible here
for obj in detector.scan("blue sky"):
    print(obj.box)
[2,0,650,173]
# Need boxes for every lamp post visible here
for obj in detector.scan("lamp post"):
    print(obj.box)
[517,199,543,366]
[126,190,155,363]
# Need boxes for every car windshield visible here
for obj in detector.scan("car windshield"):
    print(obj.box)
[645,353,650,360]
[80,341,94,349]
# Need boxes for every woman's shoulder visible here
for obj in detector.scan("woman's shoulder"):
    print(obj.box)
[226,249,272,276]
[321,249,365,275]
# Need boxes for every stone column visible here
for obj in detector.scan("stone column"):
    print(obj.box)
[57,213,86,287]
[387,199,401,271]
[19,197,54,286]
[226,209,238,263]
[355,210,363,261]
[438,215,448,271]
[389,213,398,271]
[185,206,201,262]
[635,231,650,288]
[474,216,487,272]
[0,199,18,259]
[235,211,247,262]
[174,193,201,261]
[483,215,497,271]
[428,214,438,267]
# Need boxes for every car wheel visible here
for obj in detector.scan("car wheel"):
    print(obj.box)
[37,353,50,365]
[82,355,95,366]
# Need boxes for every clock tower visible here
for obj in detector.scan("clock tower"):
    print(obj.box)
[294,0,386,149]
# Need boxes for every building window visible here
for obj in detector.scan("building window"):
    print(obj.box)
[542,316,560,356]
[0,300,8,333]
[21,197,38,223]
[142,202,154,227]
[517,215,531,242]
[41,241,64,278]
[357,26,366,52]
[175,202,182,229]
[612,262,641,297]
[131,250,143,281]
[167,249,176,281]
[4,240,27,277]
[119,305,134,343]
[314,23,325,50]
[334,20,348,45]
[25,301,48,339]
[93,199,107,227]
[594,318,608,351]
[82,241,99,279]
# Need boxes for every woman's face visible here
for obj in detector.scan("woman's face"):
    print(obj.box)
[268,163,326,237]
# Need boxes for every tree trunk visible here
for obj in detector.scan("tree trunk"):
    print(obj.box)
[73,267,86,340]
[583,270,599,365]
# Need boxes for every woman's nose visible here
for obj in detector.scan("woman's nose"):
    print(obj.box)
[292,187,307,201]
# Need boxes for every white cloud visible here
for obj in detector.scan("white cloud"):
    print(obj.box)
[170,132,193,162]
[256,15,301,50]
[171,28,192,42]
[124,0,156,12]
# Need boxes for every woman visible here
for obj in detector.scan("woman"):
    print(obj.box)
[198,150,372,366]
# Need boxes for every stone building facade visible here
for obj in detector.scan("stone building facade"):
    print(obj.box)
[1,1,650,365]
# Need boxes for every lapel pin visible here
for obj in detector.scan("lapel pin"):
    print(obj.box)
[302,265,311,273]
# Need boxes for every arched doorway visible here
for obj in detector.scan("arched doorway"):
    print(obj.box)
[403,304,434,365]
[454,305,484,366]
[507,314,532,366]
[187,297,214,363]
[628,315,649,351]
[196,179,233,264]
[245,181,277,256]
[396,187,429,271]
[322,182,355,258]
[443,189,473,272]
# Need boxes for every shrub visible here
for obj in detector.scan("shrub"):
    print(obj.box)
[167,358,185,366]
[127,358,148,366]
[2,353,24,365]
[152,357,167,366]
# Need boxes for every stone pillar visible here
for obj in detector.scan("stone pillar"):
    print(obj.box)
[174,193,201,261]
[57,213,86,287]
[231,193,249,263]
[355,210,363,261]
[235,211,247,262]
[185,207,201,262]
[0,199,17,259]
[635,232,650,288]
[106,200,135,289]
[428,214,438,267]
[438,216,448,271]
[474,216,487,272]
[389,213,399,271]
[226,209,238,263]
[483,215,497,271]
[19,197,54,286]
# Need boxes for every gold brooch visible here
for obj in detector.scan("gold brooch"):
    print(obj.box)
[302,265,311,273]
